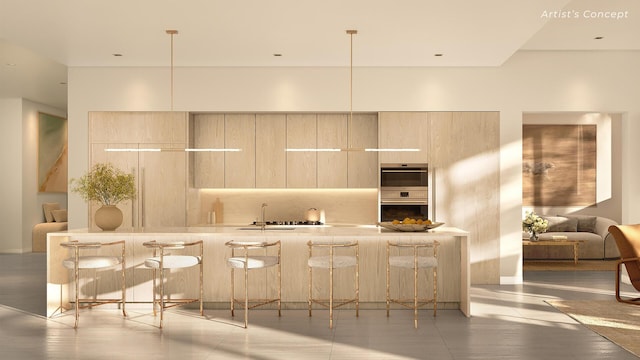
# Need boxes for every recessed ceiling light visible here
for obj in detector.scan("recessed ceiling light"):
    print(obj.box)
[5,63,17,66]
[59,82,67,85]
[594,36,604,40]
[273,53,282,57]
[113,53,123,57]
[434,53,443,57]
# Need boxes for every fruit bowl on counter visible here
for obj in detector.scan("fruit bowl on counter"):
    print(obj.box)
[377,220,444,232]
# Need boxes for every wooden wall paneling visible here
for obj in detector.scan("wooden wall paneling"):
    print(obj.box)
[429,111,500,284]
[317,114,348,188]
[286,114,317,188]
[256,114,287,188]
[224,114,256,188]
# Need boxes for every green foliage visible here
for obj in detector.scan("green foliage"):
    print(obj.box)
[70,163,136,205]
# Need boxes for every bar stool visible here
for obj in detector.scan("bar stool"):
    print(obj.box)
[143,240,203,329]
[307,240,359,329]
[386,240,439,328]
[225,240,281,328]
[60,240,126,328]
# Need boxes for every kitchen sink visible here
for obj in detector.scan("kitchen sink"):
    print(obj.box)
[237,227,296,231]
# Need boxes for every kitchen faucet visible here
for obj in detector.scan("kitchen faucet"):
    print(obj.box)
[259,203,268,230]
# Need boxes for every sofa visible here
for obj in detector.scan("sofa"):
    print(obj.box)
[523,214,619,260]
[32,203,67,252]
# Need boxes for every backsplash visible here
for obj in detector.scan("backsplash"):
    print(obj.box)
[188,188,379,226]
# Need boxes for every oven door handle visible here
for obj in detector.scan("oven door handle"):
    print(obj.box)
[381,169,427,173]
[380,200,428,205]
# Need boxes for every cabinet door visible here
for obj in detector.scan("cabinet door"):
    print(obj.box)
[348,113,378,188]
[225,114,256,188]
[317,114,347,188]
[190,114,225,188]
[286,114,317,188]
[378,112,429,164]
[89,111,187,143]
[140,143,187,228]
[256,114,286,188]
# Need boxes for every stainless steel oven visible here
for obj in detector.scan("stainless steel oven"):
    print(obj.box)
[379,163,431,222]
[380,163,428,188]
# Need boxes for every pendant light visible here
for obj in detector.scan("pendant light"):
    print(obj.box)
[167,29,178,111]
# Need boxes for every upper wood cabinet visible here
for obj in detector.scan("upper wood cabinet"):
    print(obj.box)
[378,112,429,164]
[190,113,224,188]
[89,111,187,144]
[286,114,317,188]
[317,114,348,188]
[348,113,378,188]
[224,114,256,188]
[256,114,287,188]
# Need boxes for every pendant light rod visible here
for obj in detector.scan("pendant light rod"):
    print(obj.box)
[166,29,178,111]
[347,29,357,149]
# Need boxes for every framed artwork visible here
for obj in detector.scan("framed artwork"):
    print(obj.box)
[522,124,596,206]
[38,112,68,193]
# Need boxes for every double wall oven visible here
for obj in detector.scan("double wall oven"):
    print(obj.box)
[379,163,431,222]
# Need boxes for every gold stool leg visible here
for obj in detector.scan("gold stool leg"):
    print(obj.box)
[308,246,312,317]
[159,268,165,329]
[230,267,235,317]
[355,244,359,317]
[244,262,249,328]
[433,266,438,317]
[414,257,419,329]
[386,243,390,317]
[74,247,80,328]
[121,245,127,318]
[329,246,334,329]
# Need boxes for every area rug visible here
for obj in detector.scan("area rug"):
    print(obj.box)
[547,300,640,357]
[524,260,617,271]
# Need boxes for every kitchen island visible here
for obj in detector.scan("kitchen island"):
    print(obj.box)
[47,225,470,317]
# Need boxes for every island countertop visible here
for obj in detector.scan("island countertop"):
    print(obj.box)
[47,225,470,317]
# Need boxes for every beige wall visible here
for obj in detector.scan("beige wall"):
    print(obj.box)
[67,50,640,284]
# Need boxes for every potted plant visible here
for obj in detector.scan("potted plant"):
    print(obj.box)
[70,163,136,231]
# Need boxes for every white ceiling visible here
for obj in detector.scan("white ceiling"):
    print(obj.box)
[1,0,639,110]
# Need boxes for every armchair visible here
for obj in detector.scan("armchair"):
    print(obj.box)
[608,224,640,304]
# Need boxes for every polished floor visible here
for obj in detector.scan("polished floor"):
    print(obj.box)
[0,253,638,359]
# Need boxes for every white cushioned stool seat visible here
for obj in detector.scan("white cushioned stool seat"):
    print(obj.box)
[227,255,279,269]
[308,255,357,268]
[63,256,122,269]
[144,255,202,269]
[388,255,437,269]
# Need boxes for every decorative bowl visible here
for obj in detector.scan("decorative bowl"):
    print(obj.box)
[377,221,445,232]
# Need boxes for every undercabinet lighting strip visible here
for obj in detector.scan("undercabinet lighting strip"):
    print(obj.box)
[184,148,242,152]
[285,148,421,152]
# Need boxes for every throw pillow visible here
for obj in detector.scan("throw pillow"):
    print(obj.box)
[42,203,60,223]
[52,209,67,222]
[542,215,578,232]
[563,215,598,233]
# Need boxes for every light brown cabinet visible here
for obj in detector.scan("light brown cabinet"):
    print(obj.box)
[256,114,287,188]
[348,113,378,188]
[317,114,348,188]
[190,113,224,188]
[286,114,317,188]
[378,112,429,164]
[224,114,256,188]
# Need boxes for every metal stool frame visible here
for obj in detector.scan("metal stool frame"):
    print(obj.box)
[143,240,204,329]
[225,240,282,328]
[59,240,126,328]
[307,240,359,329]
[386,240,439,328]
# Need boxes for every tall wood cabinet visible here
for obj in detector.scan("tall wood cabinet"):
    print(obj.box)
[89,112,188,230]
